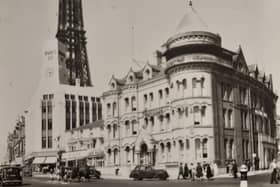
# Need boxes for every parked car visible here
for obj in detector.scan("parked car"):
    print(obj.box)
[0,165,23,186]
[129,165,169,180]
[22,166,32,177]
[88,166,101,179]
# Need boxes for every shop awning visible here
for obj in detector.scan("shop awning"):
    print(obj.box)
[62,150,91,161]
[44,157,57,164]
[32,157,46,164]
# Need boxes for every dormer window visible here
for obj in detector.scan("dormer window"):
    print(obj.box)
[129,75,134,83]
[145,69,151,79]
[111,82,116,89]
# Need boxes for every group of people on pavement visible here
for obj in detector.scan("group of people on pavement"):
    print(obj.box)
[49,165,91,182]
[177,162,217,181]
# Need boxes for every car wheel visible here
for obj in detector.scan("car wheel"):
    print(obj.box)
[159,174,167,180]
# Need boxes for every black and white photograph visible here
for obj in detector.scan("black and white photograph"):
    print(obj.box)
[0,0,280,186]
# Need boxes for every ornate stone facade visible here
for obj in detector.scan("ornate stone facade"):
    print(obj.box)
[102,3,278,177]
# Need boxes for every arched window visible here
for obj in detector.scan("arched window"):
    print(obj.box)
[165,113,170,123]
[107,125,111,139]
[185,107,189,117]
[132,120,137,135]
[193,106,200,125]
[131,96,136,111]
[125,146,130,163]
[113,124,118,139]
[195,139,201,159]
[165,88,169,97]
[107,149,112,164]
[192,78,197,88]
[150,116,155,132]
[182,79,187,89]
[112,102,117,117]
[107,103,111,115]
[201,77,205,88]
[186,139,190,149]
[179,140,184,151]
[113,148,118,165]
[125,120,130,136]
[201,106,206,117]
[202,138,208,158]
[176,80,180,91]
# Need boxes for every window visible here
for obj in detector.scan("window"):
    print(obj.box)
[124,98,129,109]
[150,117,155,132]
[228,109,232,128]
[195,139,201,159]
[193,106,200,125]
[144,94,148,105]
[85,101,90,124]
[145,69,150,79]
[182,79,187,89]
[107,103,111,115]
[111,82,115,89]
[65,100,71,130]
[186,139,190,149]
[72,100,77,128]
[201,106,206,117]
[159,90,163,99]
[79,100,84,126]
[92,102,97,122]
[125,121,130,136]
[165,88,169,98]
[98,102,102,120]
[202,138,208,158]
[131,97,136,111]
[129,75,134,83]
[201,77,205,88]
[113,102,117,116]
[185,107,189,117]
[132,120,137,135]
[192,78,197,88]
[113,124,117,139]
[223,109,226,127]
[149,93,154,102]
[176,80,180,91]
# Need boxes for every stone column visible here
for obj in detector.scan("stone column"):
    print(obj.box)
[89,100,93,122]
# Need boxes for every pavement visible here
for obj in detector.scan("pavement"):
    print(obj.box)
[31,169,271,180]
[24,173,279,187]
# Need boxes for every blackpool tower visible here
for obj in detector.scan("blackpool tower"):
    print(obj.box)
[56,0,92,87]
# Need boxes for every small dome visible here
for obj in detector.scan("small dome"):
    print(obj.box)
[175,1,213,35]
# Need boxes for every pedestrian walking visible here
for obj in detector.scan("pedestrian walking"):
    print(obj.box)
[231,160,238,179]
[206,164,213,180]
[177,163,184,180]
[270,159,278,184]
[226,161,229,174]
[196,162,203,180]
[183,163,189,179]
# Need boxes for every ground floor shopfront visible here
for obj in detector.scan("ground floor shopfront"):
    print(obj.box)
[62,149,105,168]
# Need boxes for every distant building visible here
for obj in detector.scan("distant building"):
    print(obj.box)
[102,2,278,177]
[24,0,104,171]
[277,116,280,154]
[6,116,26,165]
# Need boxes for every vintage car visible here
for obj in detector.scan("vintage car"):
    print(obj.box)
[129,165,169,180]
[88,166,101,179]
[0,166,23,186]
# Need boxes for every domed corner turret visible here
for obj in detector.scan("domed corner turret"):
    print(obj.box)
[162,1,221,51]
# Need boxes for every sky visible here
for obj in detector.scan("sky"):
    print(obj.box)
[0,0,280,162]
